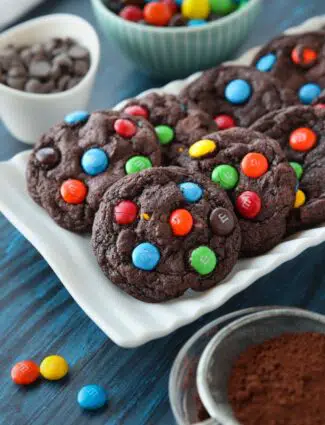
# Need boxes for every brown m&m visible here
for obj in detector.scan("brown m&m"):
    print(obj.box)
[210,208,235,236]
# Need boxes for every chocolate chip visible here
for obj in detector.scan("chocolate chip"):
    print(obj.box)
[8,65,26,78]
[68,46,89,60]
[53,53,73,70]
[210,208,235,236]
[7,76,26,90]
[57,75,70,91]
[35,147,60,168]
[29,60,51,79]
[73,60,89,77]
[25,78,45,93]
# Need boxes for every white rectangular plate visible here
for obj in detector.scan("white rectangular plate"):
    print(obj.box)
[1,16,325,348]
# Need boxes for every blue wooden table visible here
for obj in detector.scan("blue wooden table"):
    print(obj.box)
[1,1,325,424]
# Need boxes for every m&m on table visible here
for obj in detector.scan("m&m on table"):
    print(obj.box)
[40,355,69,380]
[78,385,108,410]
[11,360,40,385]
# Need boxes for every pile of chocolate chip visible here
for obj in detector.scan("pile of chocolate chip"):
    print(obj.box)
[0,38,90,94]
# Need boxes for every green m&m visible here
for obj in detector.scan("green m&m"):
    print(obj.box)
[290,162,303,180]
[190,246,218,275]
[210,0,236,15]
[125,156,152,175]
[155,125,174,145]
[211,164,239,190]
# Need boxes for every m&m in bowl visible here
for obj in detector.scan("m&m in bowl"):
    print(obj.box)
[104,0,250,27]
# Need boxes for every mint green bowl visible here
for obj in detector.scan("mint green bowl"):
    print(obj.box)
[91,0,262,79]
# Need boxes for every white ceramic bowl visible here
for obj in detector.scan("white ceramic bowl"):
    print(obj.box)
[0,14,100,144]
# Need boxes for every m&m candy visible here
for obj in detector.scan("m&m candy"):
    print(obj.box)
[81,148,109,176]
[155,125,174,145]
[225,79,252,105]
[60,179,87,204]
[289,127,317,152]
[11,360,40,385]
[114,200,138,225]
[125,156,152,174]
[144,2,172,26]
[161,0,178,14]
[132,242,160,271]
[256,53,277,72]
[241,152,268,178]
[211,164,239,190]
[188,19,206,26]
[124,105,149,119]
[114,119,137,138]
[119,5,144,22]
[236,191,261,219]
[64,111,89,125]
[179,182,203,203]
[189,139,216,158]
[190,246,218,275]
[182,0,210,20]
[40,355,69,381]
[78,385,108,410]
[290,162,303,180]
[210,0,236,15]
[299,83,321,105]
[214,114,236,130]
[169,209,193,236]
[294,189,306,208]
[210,208,235,236]
[291,47,317,67]
[35,147,60,168]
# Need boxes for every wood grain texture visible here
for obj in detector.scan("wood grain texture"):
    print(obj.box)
[1,1,325,424]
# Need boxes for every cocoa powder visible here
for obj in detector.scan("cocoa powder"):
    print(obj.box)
[228,332,325,425]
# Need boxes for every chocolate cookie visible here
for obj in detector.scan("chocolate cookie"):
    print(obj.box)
[92,167,241,302]
[252,32,325,105]
[26,110,161,233]
[179,65,297,128]
[251,105,325,233]
[182,128,296,256]
[313,88,325,107]
[122,93,217,165]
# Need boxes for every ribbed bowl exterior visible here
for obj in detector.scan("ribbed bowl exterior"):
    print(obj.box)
[91,0,262,79]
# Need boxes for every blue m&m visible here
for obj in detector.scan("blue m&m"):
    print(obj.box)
[298,83,321,105]
[64,111,89,125]
[77,385,108,410]
[132,242,160,271]
[188,19,206,26]
[81,148,109,176]
[225,79,252,104]
[179,182,203,203]
[256,53,277,72]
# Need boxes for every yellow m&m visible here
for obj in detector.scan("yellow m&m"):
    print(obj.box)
[189,139,217,158]
[182,0,210,20]
[294,190,306,208]
[40,355,69,381]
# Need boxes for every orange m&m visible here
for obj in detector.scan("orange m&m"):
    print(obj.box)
[60,179,87,204]
[241,152,268,178]
[289,128,317,152]
[144,2,172,26]
[291,47,317,67]
[169,209,193,236]
[11,360,40,385]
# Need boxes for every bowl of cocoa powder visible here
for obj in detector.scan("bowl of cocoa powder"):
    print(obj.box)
[0,14,100,144]
[197,308,325,425]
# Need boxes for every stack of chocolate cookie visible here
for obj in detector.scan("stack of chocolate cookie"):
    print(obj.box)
[26,29,325,302]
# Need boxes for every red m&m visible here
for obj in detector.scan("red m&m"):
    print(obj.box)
[236,191,261,219]
[114,119,137,138]
[119,5,143,22]
[289,127,317,152]
[241,152,268,178]
[169,209,193,236]
[291,47,317,67]
[11,360,40,385]
[114,200,138,225]
[214,114,236,130]
[60,179,87,204]
[124,105,149,119]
